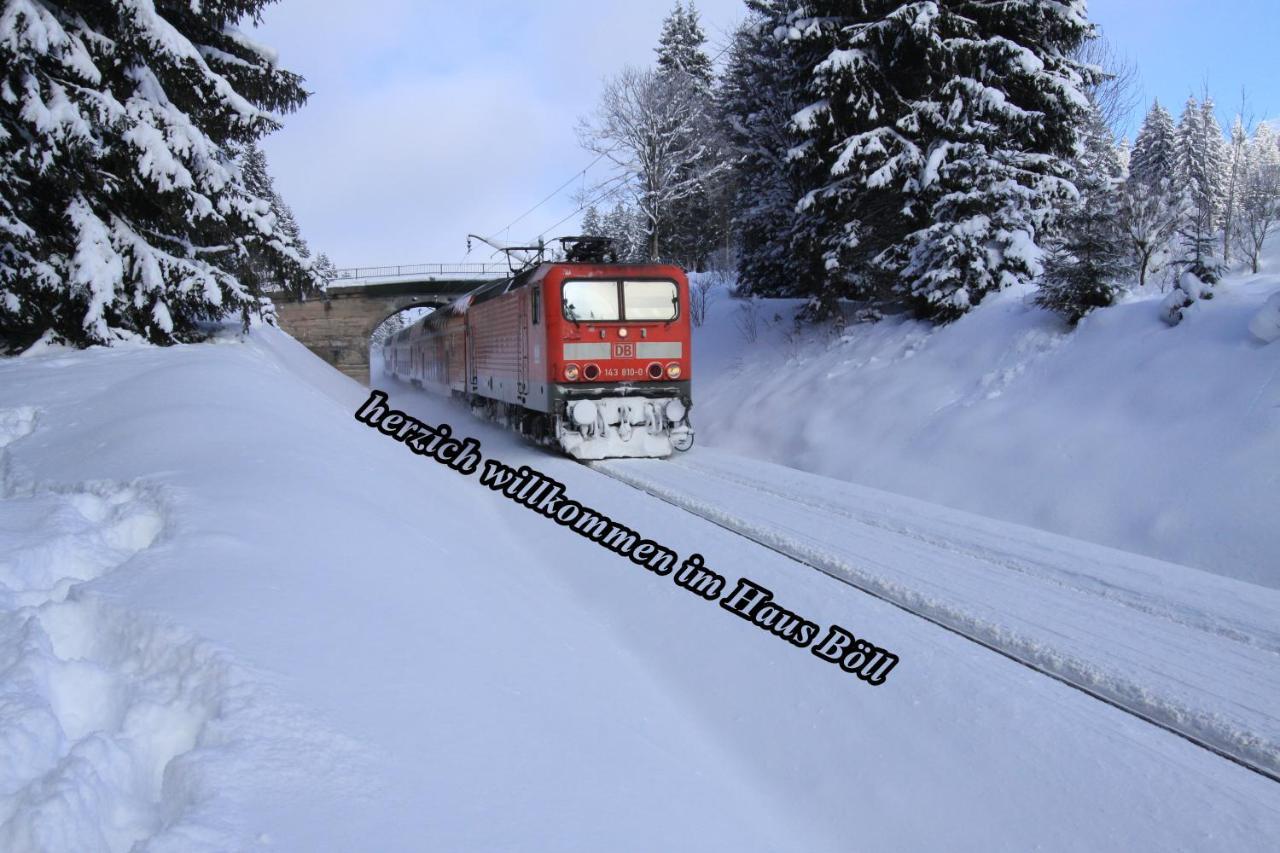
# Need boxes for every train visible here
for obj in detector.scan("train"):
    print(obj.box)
[382,243,694,460]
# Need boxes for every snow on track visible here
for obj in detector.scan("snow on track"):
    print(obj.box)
[596,447,1280,780]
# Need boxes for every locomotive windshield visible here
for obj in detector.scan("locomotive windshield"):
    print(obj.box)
[562,280,620,321]
[562,279,678,322]
[622,280,678,320]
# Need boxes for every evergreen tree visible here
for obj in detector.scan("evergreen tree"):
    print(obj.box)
[787,1,1097,322]
[1117,177,1186,288]
[1236,122,1280,273]
[1036,201,1130,323]
[1128,100,1177,187]
[1175,95,1228,282]
[656,2,714,90]
[579,204,605,238]
[1119,101,1185,286]
[653,1,724,269]
[0,0,317,349]
[1037,104,1131,323]
[601,202,646,262]
[239,141,311,293]
[313,252,338,285]
[720,1,826,301]
[1221,114,1248,264]
[1116,136,1132,178]
[276,200,308,260]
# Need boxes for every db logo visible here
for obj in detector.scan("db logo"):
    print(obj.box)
[614,343,635,358]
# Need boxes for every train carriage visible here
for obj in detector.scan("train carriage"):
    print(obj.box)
[383,249,694,460]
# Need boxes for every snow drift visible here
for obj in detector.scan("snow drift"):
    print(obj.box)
[2,324,1278,850]
[692,262,1280,587]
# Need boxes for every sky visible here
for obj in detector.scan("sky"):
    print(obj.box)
[252,1,1280,269]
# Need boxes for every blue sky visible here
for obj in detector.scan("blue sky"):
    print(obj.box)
[254,1,1279,268]
[1089,0,1278,138]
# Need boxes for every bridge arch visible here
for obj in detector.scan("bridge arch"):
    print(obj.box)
[367,299,445,342]
[272,277,497,384]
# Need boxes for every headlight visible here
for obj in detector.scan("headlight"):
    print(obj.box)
[666,363,682,379]
[583,363,600,381]
[564,364,580,381]
[571,400,598,426]
[665,399,686,422]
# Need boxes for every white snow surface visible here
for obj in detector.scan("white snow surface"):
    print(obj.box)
[691,259,1280,588]
[597,449,1280,777]
[1,327,1278,849]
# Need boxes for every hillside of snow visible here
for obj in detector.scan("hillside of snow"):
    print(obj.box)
[3,326,1279,849]
[691,259,1280,588]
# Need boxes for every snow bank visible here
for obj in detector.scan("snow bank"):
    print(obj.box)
[1252,290,1280,343]
[598,448,1280,777]
[3,325,1279,849]
[0,340,364,851]
[0,329,818,850]
[692,263,1280,587]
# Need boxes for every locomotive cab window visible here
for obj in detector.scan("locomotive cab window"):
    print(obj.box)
[562,279,679,322]
[531,287,540,324]
[562,280,620,322]
[622,280,678,321]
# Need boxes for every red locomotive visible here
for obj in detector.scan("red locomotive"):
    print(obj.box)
[382,239,694,460]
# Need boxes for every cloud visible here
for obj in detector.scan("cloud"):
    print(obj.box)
[253,0,745,266]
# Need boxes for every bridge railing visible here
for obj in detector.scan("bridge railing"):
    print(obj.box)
[330,262,510,281]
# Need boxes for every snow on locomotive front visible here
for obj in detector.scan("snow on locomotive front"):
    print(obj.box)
[542,261,694,459]
[387,248,695,461]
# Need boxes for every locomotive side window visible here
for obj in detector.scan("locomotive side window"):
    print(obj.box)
[531,287,541,324]
[562,280,620,322]
[622,280,678,321]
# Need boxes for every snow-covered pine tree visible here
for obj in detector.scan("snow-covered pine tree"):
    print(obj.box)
[602,202,645,262]
[1127,100,1177,188]
[579,204,604,238]
[313,252,337,285]
[1221,114,1249,264]
[1119,100,1185,286]
[1236,122,1280,273]
[0,0,317,350]
[277,200,308,260]
[1116,136,1132,178]
[239,141,311,293]
[1175,95,1228,282]
[1037,104,1131,323]
[1117,177,1186,288]
[787,1,1097,323]
[656,1,714,90]
[720,1,823,299]
[653,1,725,270]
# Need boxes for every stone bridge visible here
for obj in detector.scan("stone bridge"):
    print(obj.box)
[273,264,508,384]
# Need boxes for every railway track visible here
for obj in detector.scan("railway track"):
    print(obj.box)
[591,454,1280,786]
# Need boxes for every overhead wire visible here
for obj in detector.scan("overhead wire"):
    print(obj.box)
[469,33,738,259]
[535,172,631,241]
[485,148,612,241]
[529,37,738,242]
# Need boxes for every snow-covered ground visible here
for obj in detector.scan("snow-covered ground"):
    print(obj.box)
[2,326,1279,850]
[598,448,1280,777]
[690,258,1280,588]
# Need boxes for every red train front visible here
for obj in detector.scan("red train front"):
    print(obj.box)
[384,250,694,460]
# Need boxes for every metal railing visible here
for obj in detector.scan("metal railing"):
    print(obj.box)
[330,262,509,281]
